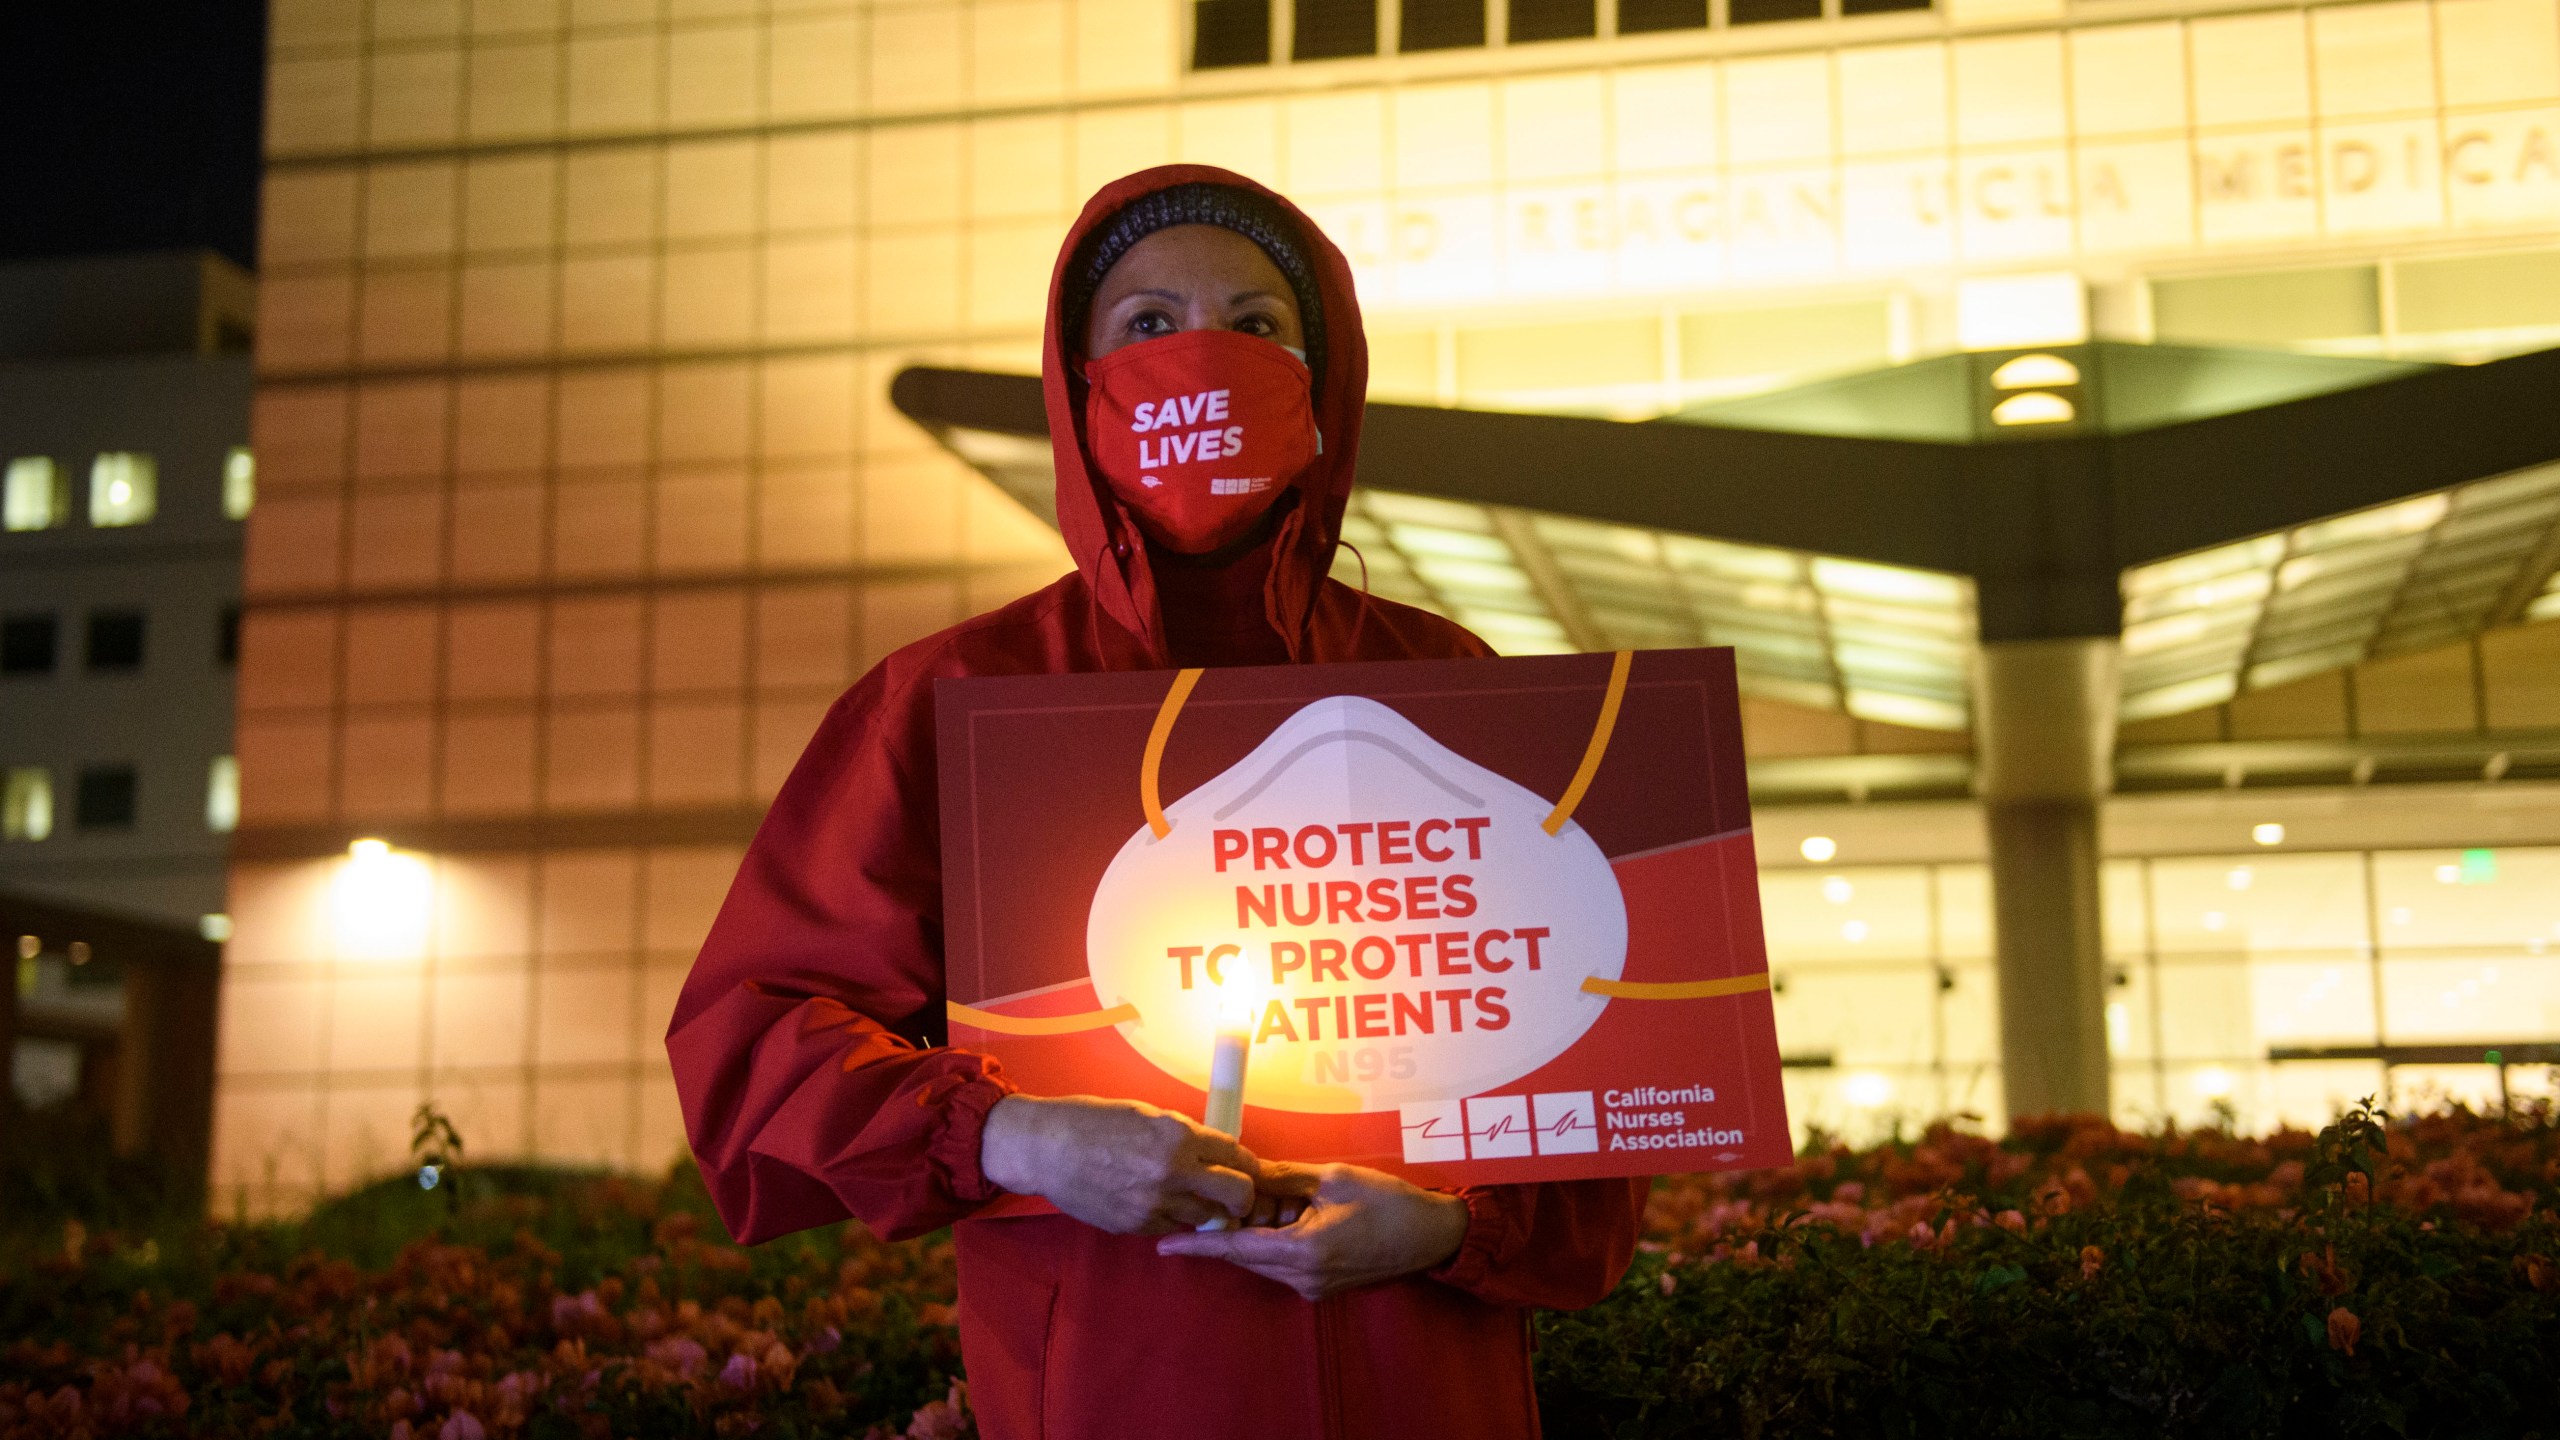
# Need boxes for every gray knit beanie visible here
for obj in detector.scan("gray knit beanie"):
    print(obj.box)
[1063,182,1327,385]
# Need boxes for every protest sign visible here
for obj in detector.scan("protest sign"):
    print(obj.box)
[936,648,1790,1184]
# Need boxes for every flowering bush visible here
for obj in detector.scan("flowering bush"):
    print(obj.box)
[2,1102,2554,1439]
[1540,1101,2560,1437]
[1,1167,970,1439]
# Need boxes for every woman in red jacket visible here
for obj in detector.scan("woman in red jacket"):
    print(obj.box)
[667,165,1647,1440]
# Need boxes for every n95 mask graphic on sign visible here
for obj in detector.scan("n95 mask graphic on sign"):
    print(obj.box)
[1086,695,1628,1113]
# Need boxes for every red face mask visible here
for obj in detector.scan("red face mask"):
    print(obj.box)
[1082,329,1319,554]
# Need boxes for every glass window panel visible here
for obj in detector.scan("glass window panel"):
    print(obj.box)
[1774,968,1936,1067]
[2262,1060,2391,1131]
[2371,848,2560,950]
[1363,491,1492,530]
[1662,533,1799,581]
[2292,493,2447,551]
[2152,265,2380,346]
[5,457,67,531]
[88,453,158,527]
[2122,568,2274,625]
[2,767,53,841]
[206,756,241,834]
[1845,688,1965,729]
[1821,596,1973,636]
[1551,551,1667,591]
[1389,524,1512,562]
[1187,0,1269,68]
[2450,461,2560,511]
[1533,515,1658,561]
[223,448,256,520]
[1291,0,1381,58]
[1810,555,1966,607]
[2379,953,2557,1042]
[2152,954,2257,1061]
[2123,536,2285,599]
[2149,854,2371,954]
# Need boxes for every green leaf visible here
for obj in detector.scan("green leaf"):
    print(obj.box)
[1974,1264,2027,1296]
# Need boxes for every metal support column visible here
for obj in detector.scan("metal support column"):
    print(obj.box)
[1975,637,2121,1119]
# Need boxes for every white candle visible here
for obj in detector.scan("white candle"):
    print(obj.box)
[1203,1026,1249,1138]
[1197,982,1257,1232]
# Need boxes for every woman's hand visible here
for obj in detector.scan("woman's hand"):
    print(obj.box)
[980,1094,1271,1235]
[1152,1162,1470,1300]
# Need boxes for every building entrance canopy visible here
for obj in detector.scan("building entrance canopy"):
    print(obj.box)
[893,342,2560,735]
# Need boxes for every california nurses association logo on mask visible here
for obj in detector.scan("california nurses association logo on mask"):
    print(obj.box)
[1085,696,1629,1113]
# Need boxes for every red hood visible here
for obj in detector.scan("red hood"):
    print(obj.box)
[1041,165,1369,663]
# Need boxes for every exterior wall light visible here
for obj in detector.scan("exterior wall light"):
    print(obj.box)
[1843,1071,1894,1108]
[1988,353,2081,389]
[2251,822,2286,846]
[1799,835,1837,863]
[1990,392,2077,426]
[334,837,432,960]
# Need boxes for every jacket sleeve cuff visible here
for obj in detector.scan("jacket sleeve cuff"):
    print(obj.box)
[1427,1186,1520,1295]
[924,1071,1018,1207]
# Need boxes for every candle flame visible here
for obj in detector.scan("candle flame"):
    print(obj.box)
[1213,965,1267,1037]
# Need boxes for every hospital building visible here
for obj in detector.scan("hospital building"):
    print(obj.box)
[220,0,2560,1211]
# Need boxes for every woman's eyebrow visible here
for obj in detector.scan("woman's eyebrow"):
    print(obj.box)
[1228,287,1285,306]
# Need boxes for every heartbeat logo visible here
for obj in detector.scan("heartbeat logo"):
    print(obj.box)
[1399,1092,1599,1162]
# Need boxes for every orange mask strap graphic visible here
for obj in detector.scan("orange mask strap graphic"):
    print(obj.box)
[947,1000,1139,1036]
[1541,649,1633,835]
[1142,667,1206,840]
[1581,973,1771,1001]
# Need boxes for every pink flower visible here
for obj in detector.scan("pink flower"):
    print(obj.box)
[906,1380,973,1440]
[721,1351,760,1389]
[1995,1210,2027,1233]
[1657,1271,1678,1295]
[441,1411,487,1440]
[647,1336,709,1380]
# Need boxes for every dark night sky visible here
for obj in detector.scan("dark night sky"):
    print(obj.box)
[0,2,267,271]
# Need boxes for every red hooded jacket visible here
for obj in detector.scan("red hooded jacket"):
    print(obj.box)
[667,166,1647,1440]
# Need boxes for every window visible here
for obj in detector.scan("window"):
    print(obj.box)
[1193,0,1273,67]
[5,457,67,531]
[85,610,146,671]
[1398,0,1481,51]
[1617,0,1706,30]
[2152,267,2382,348]
[1508,0,1594,42]
[206,755,239,834]
[217,604,240,667]
[1,613,58,675]
[75,765,137,830]
[1839,0,1929,13]
[1295,0,1378,57]
[89,453,157,527]
[2,768,51,841]
[1728,0,1821,22]
[223,446,256,520]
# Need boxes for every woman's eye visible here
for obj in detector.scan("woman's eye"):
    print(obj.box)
[1233,314,1277,338]
[1129,309,1176,338]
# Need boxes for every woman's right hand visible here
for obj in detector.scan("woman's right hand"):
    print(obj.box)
[980,1094,1270,1234]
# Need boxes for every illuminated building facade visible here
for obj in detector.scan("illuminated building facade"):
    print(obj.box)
[226,0,2560,1212]
[4,253,251,1174]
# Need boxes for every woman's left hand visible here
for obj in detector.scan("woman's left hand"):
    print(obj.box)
[1154,1162,1470,1301]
